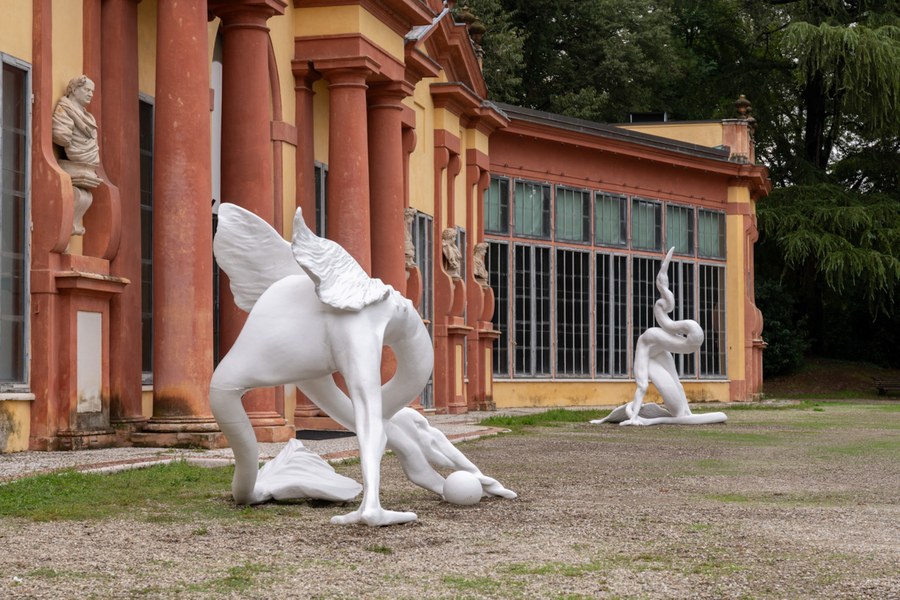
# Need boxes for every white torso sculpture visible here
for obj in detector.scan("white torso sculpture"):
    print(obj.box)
[52,75,102,237]
[210,204,515,526]
[592,248,727,426]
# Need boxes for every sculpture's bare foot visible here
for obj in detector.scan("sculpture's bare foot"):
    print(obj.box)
[330,508,417,526]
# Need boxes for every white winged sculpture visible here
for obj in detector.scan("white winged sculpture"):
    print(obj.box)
[210,204,515,526]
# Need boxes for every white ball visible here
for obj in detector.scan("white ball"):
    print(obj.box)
[442,471,483,505]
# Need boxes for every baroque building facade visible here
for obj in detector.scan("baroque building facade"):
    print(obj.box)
[0,0,769,452]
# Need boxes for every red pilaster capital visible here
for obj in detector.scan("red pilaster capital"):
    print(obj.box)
[291,60,321,91]
[316,56,380,88]
[208,0,287,26]
[367,80,415,109]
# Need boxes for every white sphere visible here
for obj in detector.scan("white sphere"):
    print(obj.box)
[442,471,483,505]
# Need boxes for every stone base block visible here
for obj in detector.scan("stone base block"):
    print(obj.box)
[130,430,229,449]
[252,423,295,443]
[294,415,346,431]
[31,429,118,451]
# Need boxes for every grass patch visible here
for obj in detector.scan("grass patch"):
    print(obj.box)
[184,563,271,594]
[365,544,393,555]
[0,461,248,522]
[816,438,900,457]
[479,408,608,431]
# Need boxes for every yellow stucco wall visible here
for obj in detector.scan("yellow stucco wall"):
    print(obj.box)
[292,5,403,62]
[407,84,435,216]
[0,398,32,453]
[726,186,751,383]
[312,79,330,164]
[619,122,724,149]
[52,0,83,100]
[493,380,731,408]
[137,0,157,97]
[0,0,33,63]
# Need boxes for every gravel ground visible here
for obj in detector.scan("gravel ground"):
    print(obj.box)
[0,402,897,599]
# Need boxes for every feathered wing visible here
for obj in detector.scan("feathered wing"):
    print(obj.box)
[213,203,303,312]
[290,206,391,311]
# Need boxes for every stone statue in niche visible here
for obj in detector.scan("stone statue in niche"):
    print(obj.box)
[441,227,462,280]
[52,75,102,238]
[473,242,489,286]
[403,207,417,270]
[592,248,727,426]
[210,203,515,526]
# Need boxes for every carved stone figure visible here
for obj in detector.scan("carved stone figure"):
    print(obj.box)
[592,248,727,426]
[441,227,462,279]
[473,242,489,286]
[52,75,102,237]
[210,203,515,526]
[403,207,417,270]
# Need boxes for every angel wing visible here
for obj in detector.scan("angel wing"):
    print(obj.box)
[290,206,391,311]
[213,203,302,312]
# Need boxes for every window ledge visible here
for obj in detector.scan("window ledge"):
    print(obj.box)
[0,391,35,401]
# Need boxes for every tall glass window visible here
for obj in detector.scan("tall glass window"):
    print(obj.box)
[699,264,726,376]
[513,244,551,375]
[514,180,550,238]
[314,162,327,237]
[412,212,434,408]
[595,253,628,377]
[555,187,589,243]
[595,193,626,247]
[139,98,154,376]
[556,248,590,375]
[0,60,28,384]
[488,241,509,377]
[484,176,509,234]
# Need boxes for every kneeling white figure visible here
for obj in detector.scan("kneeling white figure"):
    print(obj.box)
[209,203,515,526]
[592,247,727,426]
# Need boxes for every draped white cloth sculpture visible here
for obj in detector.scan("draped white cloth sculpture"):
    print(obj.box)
[210,204,515,526]
[592,248,727,426]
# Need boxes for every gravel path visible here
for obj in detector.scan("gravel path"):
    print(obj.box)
[0,403,897,599]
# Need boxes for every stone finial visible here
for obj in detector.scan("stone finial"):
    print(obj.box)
[442,228,462,280]
[735,94,757,135]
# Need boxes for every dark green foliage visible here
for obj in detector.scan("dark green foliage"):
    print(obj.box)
[755,279,809,376]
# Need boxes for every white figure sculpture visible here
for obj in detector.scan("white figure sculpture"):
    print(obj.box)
[210,203,515,526]
[52,75,102,237]
[592,248,727,426]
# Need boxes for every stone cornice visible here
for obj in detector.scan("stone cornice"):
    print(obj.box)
[294,0,433,35]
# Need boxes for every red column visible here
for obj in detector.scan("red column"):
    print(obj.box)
[137,0,222,447]
[318,58,378,272]
[211,1,291,443]
[101,0,145,430]
[368,81,413,291]
[293,61,320,232]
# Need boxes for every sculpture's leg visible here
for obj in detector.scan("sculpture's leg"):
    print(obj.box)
[209,383,263,504]
[652,353,691,418]
[622,339,651,426]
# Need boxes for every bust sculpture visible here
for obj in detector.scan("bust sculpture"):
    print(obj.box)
[52,75,102,237]
[441,228,462,279]
[473,242,489,286]
[403,207,417,270]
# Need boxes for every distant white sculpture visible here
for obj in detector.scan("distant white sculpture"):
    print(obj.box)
[52,75,102,237]
[592,248,727,426]
[210,203,515,526]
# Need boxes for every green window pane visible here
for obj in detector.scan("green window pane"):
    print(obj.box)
[666,205,694,254]
[514,181,549,238]
[631,198,660,250]
[484,177,509,234]
[595,194,625,246]
[555,188,588,242]
[699,210,725,258]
